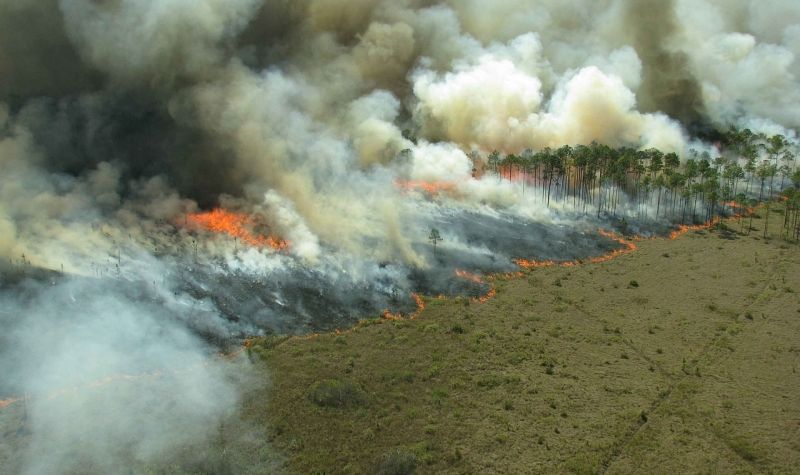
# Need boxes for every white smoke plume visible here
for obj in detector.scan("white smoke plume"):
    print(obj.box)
[0,0,798,472]
[2,0,798,266]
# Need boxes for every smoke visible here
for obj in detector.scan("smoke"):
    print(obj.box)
[0,272,279,473]
[623,0,705,124]
[1,0,798,472]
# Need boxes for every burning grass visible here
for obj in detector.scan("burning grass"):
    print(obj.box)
[395,180,457,196]
[382,293,426,321]
[515,229,638,269]
[186,208,289,251]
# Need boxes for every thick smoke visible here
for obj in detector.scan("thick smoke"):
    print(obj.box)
[0,277,256,474]
[1,1,798,473]
[623,0,705,124]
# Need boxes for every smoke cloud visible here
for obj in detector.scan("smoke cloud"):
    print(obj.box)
[1,0,798,472]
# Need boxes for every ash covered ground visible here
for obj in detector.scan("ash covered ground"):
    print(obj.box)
[173,204,626,337]
[2,202,632,345]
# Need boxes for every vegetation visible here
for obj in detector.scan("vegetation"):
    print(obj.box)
[372,449,418,475]
[246,206,799,473]
[477,129,797,225]
[308,379,365,408]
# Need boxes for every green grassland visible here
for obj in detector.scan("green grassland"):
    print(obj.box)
[247,206,800,474]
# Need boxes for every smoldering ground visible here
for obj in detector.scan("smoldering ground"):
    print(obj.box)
[1,0,799,473]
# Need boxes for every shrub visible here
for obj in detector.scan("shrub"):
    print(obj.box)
[308,379,365,408]
[628,280,639,288]
[373,449,418,475]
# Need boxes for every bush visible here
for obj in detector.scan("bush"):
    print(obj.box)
[628,280,639,288]
[308,379,365,408]
[372,449,418,475]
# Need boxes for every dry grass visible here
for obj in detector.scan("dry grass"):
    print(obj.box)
[248,206,800,474]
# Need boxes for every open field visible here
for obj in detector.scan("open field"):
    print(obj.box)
[248,206,800,474]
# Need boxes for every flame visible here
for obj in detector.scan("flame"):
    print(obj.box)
[453,269,499,303]
[382,292,426,321]
[668,220,717,240]
[454,269,484,284]
[396,180,456,195]
[722,201,755,215]
[5,215,743,414]
[514,258,558,269]
[186,208,289,251]
[515,229,638,269]
[474,287,497,303]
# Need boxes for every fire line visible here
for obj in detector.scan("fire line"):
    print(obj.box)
[186,208,289,251]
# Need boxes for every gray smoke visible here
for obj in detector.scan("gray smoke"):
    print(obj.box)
[1,1,798,473]
[624,0,705,124]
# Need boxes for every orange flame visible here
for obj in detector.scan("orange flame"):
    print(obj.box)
[186,209,289,251]
[514,258,558,269]
[396,180,456,195]
[382,292,426,321]
[515,229,638,269]
[668,220,717,240]
[453,269,500,303]
[454,269,484,285]
[722,201,755,215]
[474,286,497,304]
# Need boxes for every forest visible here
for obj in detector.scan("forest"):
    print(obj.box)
[463,128,799,239]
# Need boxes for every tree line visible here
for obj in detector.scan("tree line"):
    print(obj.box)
[470,128,798,228]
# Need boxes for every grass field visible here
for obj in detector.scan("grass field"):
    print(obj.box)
[247,206,800,474]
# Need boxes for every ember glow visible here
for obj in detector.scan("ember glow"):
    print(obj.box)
[186,209,289,251]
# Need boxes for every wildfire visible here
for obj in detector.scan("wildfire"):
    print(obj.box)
[454,269,484,284]
[474,286,497,304]
[722,201,755,215]
[396,180,456,195]
[453,269,500,303]
[186,208,289,251]
[514,258,558,269]
[668,219,718,240]
[515,230,638,269]
[382,292,426,321]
